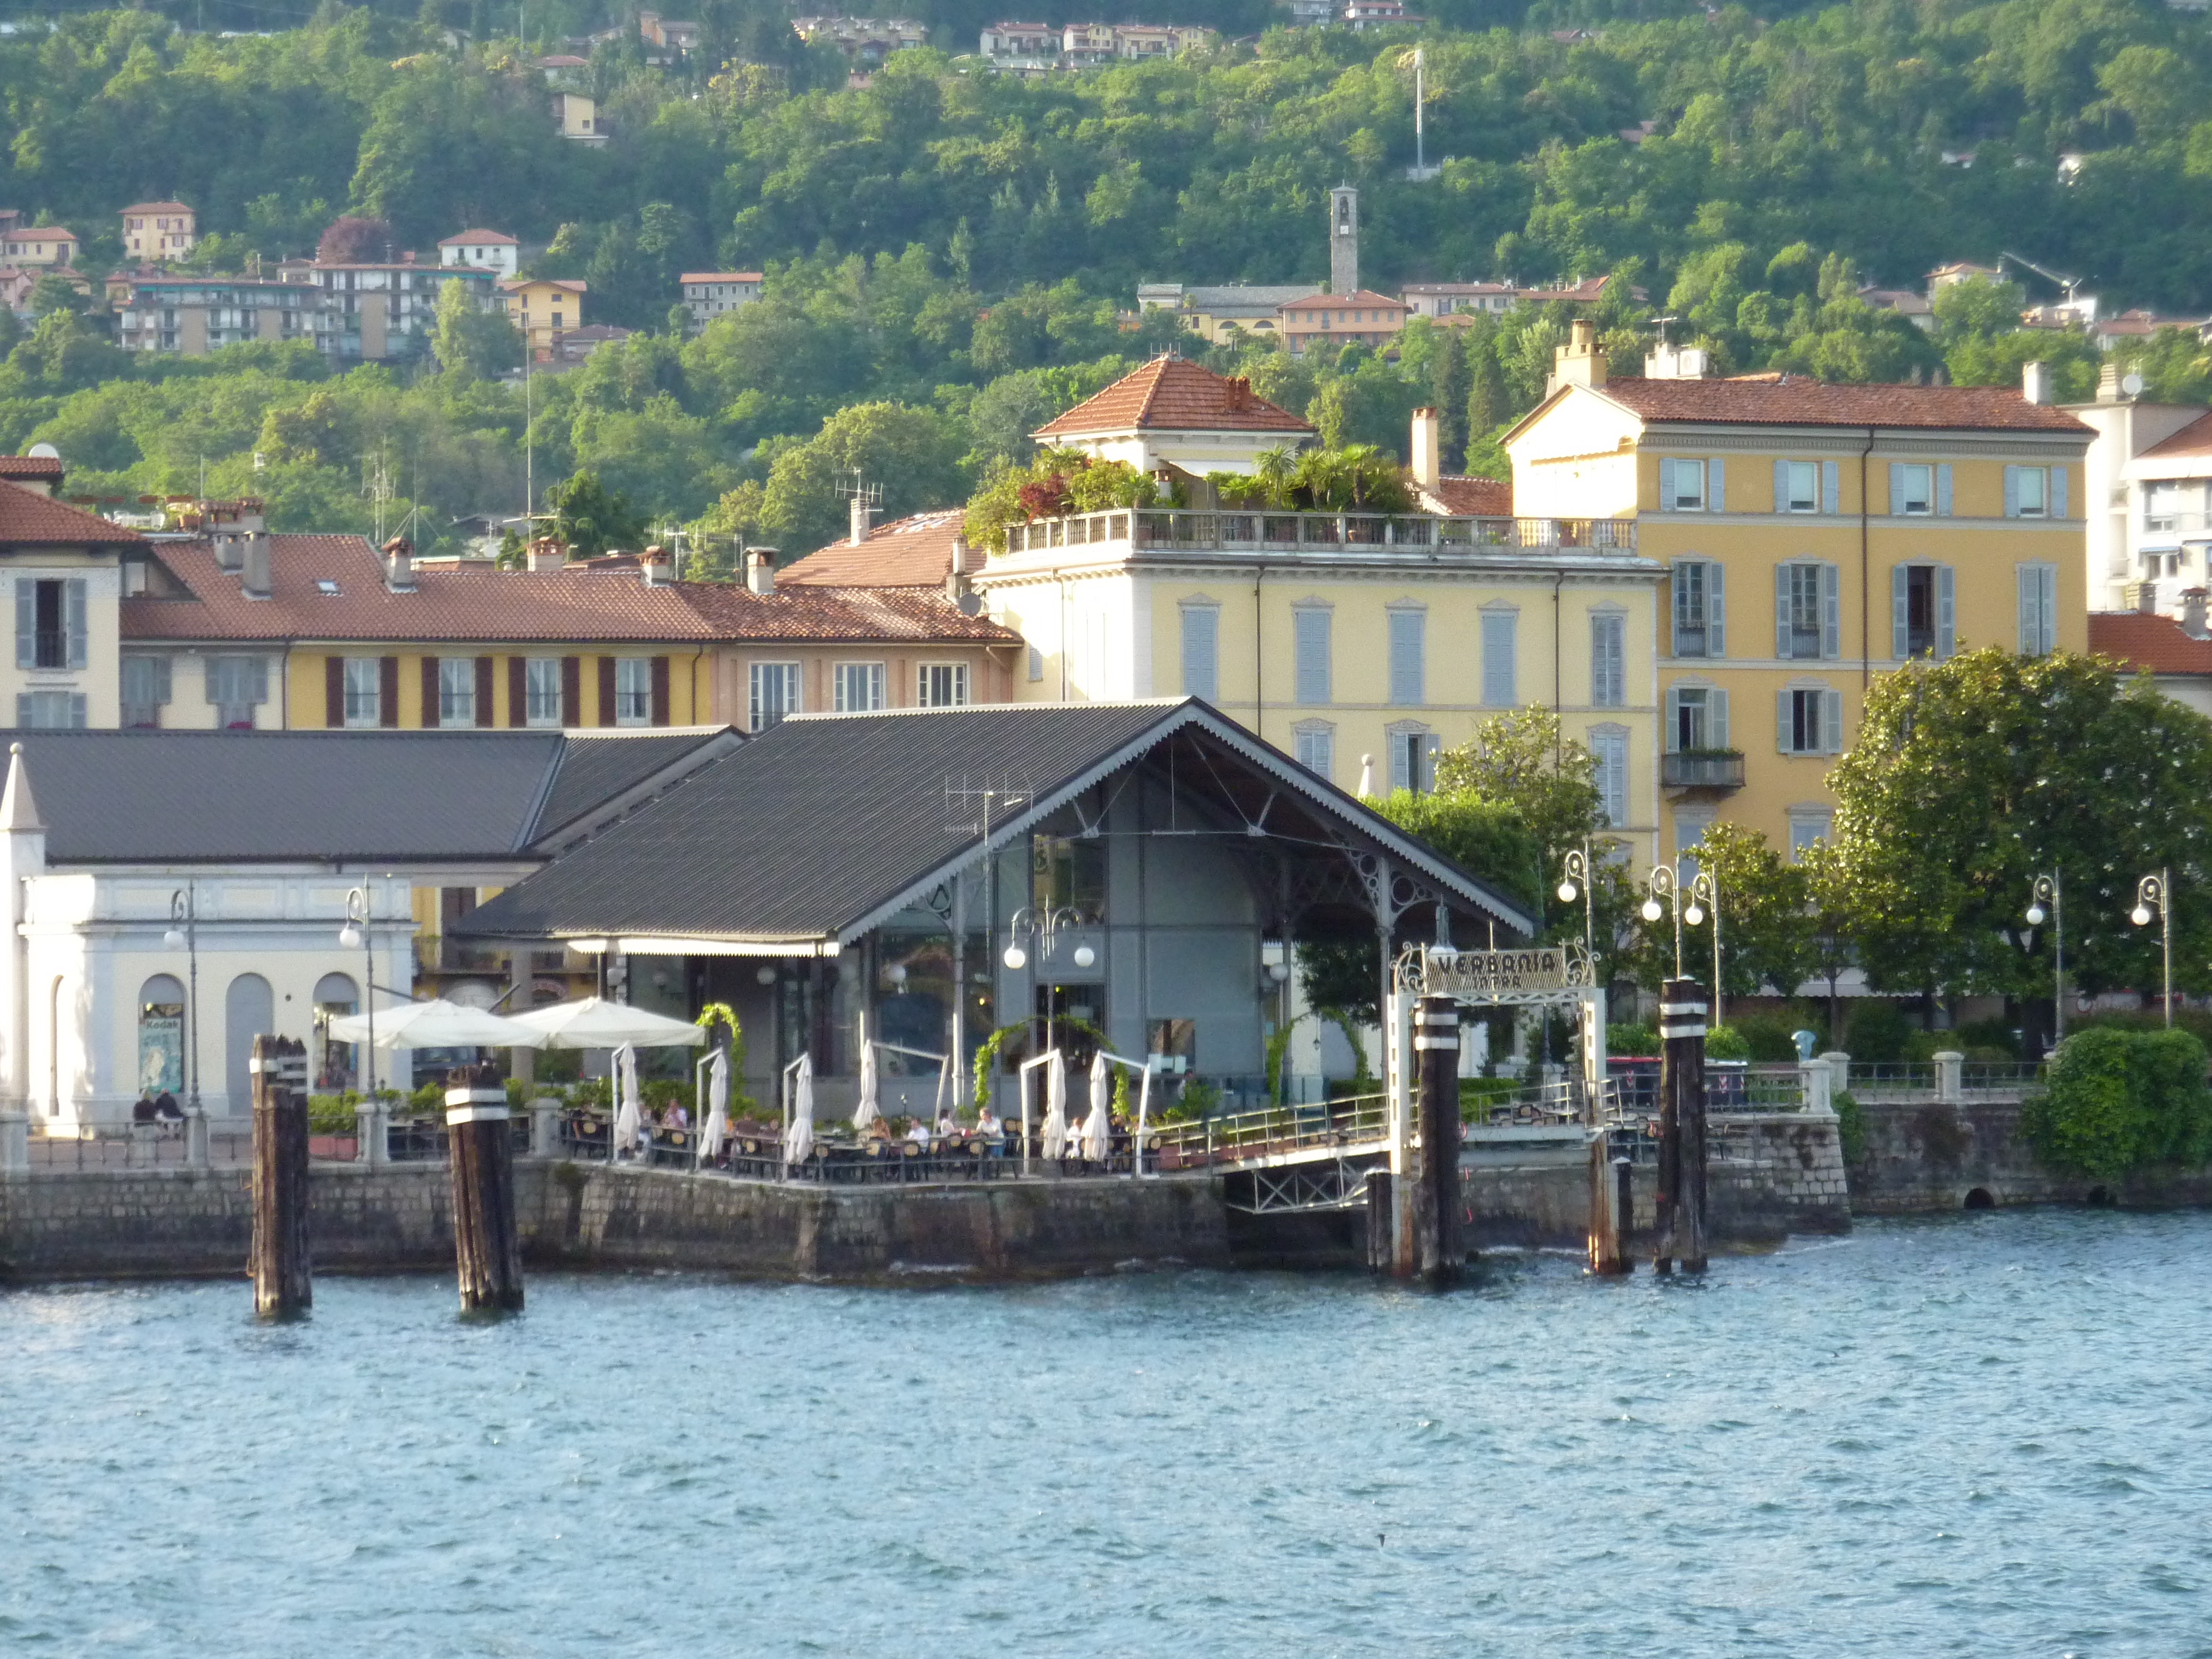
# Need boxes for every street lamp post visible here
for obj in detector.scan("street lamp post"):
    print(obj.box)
[2131,869,2173,1027]
[162,886,200,1115]
[1688,870,1720,1029]
[1003,905,1087,1053]
[339,886,377,1099]
[1641,863,1684,980]
[2025,871,2065,1046]
[1557,841,1597,971]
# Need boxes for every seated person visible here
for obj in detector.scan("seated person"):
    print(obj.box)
[132,1093,158,1124]
[666,1101,691,1131]
[976,1105,1004,1143]
[153,1090,183,1121]
[934,1107,959,1140]
[865,1115,893,1141]
[907,1116,932,1151]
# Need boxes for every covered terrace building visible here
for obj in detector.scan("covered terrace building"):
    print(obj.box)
[455,700,1530,1117]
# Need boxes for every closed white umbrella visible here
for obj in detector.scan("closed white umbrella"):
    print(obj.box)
[784,1053,814,1166]
[612,1044,643,1158]
[854,1041,880,1131]
[697,1049,729,1163]
[1041,1052,1068,1159]
[1081,1051,1111,1162]
[508,997,707,1049]
[327,999,543,1050]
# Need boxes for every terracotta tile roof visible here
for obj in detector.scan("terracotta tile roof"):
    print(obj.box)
[1596,375,2092,433]
[1034,358,1314,438]
[0,479,142,544]
[2088,611,2212,675]
[438,229,518,246]
[121,201,193,215]
[680,271,763,283]
[1419,474,1513,516]
[121,534,1014,645]
[1280,289,1410,313]
[0,455,63,480]
[501,277,586,295]
[781,511,969,586]
[2139,411,2212,461]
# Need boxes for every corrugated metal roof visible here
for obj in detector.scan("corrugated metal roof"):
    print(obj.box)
[532,729,740,843]
[457,700,1532,944]
[7,728,732,865]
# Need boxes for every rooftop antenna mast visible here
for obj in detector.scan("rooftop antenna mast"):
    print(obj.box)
[837,468,883,546]
[1401,47,1440,181]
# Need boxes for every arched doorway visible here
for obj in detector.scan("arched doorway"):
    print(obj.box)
[138,973,187,1104]
[225,973,274,1114]
[312,971,359,1091]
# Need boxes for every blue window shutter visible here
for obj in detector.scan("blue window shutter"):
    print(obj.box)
[2017,564,2037,653]
[1822,460,1840,515]
[1181,606,1218,700]
[68,693,85,729]
[1936,464,1954,516]
[1937,565,1956,657]
[1388,609,1424,705]
[2040,565,2058,652]
[2053,466,2068,518]
[1820,562,1842,658]
[12,694,24,727]
[1664,686,1680,752]
[1295,609,1331,704]
[1777,686,1793,753]
[65,578,86,669]
[1711,688,1729,750]
[1775,565,1792,657]
[1823,688,1843,754]
[1888,462,1903,515]
[1707,561,1726,657]
[1658,458,1675,510]
[1892,565,1909,659]
[1774,458,1789,513]
[2003,466,2020,518]
[1708,457,1725,512]
[13,578,29,669]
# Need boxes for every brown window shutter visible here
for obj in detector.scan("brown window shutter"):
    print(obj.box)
[650,655,671,726]
[561,655,581,726]
[421,657,441,728]
[507,656,526,728]
[597,655,616,726]
[324,656,343,728]
[378,656,399,728]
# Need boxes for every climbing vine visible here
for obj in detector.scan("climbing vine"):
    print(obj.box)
[971,1016,1110,1111]
[1265,1012,1312,1105]
[694,1001,757,1118]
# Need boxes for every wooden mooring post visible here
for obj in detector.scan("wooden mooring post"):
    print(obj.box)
[249,1034,311,1318]
[447,1065,523,1313]
[1364,1170,1393,1271]
[1587,1135,1632,1276]
[1412,994,1463,1284]
[1654,977,1709,1275]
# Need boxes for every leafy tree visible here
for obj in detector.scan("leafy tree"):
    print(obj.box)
[760,400,969,552]
[318,215,395,264]
[431,277,523,380]
[1430,326,1469,472]
[28,275,88,317]
[546,468,645,558]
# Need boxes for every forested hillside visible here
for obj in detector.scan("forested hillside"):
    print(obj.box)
[0,0,2207,553]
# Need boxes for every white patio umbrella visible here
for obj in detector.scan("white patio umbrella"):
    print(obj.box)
[1081,1050,1111,1162]
[612,1044,643,1158]
[784,1053,815,1165]
[506,996,707,1049]
[697,1048,729,1164]
[853,1041,880,1131]
[1041,1051,1068,1159]
[326,998,544,1050]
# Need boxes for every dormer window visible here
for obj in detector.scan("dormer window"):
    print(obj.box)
[316,579,341,595]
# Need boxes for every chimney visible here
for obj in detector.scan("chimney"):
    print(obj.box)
[212,531,244,573]
[527,537,566,573]
[640,544,669,588]
[945,535,972,605]
[241,530,272,600]
[1410,406,1441,489]
[2134,580,2159,615]
[1644,342,1711,380]
[2098,362,2127,403]
[746,547,777,597]
[2185,588,2209,640]
[848,492,876,547]
[383,535,415,592]
[1549,318,1607,394]
[2022,361,2053,406]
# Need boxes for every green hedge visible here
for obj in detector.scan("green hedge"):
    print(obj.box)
[2022,1028,2212,1182]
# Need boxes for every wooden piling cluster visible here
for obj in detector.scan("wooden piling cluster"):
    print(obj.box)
[1587,1138,1632,1275]
[249,1034,312,1318]
[447,1065,524,1312]
[1412,994,1463,1283]
[1654,977,1709,1275]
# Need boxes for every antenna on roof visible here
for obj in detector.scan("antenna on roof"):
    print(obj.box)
[838,469,883,546]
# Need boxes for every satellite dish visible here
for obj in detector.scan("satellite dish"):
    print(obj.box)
[2122,372,2145,397]
[25,442,59,460]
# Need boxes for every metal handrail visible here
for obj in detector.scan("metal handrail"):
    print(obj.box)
[1148,1092,1389,1170]
[1002,508,1637,558]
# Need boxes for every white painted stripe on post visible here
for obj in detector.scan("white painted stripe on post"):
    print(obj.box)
[1413,1036,1459,1050]
[1659,1002,1708,1017]
[1660,1022,1707,1039]
[445,1105,512,1125]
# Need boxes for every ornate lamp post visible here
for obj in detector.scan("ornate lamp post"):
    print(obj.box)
[2025,872,2065,1045]
[1687,870,1720,1028]
[1642,863,1684,981]
[161,886,201,1115]
[1003,905,1088,1051]
[1557,840,1597,970]
[338,886,378,1099]
[2131,869,2173,1027]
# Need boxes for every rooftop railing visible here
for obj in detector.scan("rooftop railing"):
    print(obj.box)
[1002,508,1638,557]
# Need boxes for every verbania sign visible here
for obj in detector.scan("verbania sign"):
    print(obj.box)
[1425,947,1570,999]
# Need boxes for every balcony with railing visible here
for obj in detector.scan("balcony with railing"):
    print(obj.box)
[1660,749,1746,790]
[1000,508,1638,558]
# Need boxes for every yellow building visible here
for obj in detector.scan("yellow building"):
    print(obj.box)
[1506,324,2092,862]
[979,361,1667,858]
[500,276,587,357]
[119,201,195,263]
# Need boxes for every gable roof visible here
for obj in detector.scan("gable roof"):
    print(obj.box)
[681,580,1016,642]
[1033,358,1314,439]
[1281,289,1409,313]
[680,271,763,284]
[2088,610,2212,675]
[780,510,968,587]
[454,699,1532,948]
[1590,375,2093,434]
[3,727,736,865]
[0,479,142,545]
[2139,410,2212,461]
[0,455,63,481]
[438,229,518,246]
[1419,474,1512,516]
[121,201,193,216]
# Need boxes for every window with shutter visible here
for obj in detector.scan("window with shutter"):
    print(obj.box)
[1181,605,1219,700]
[1776,459,1818,513]
[1822,460,1840,515]
[1820,563,1842,658]
[749,661,799,729]
[1293,723,1335,782]
[1777,565,1825,659]
[525,659,563,726]
[1936,463,1954,516]
[437,657,475,727]
[2053,466,2068,518]
[1672,561,1708,657]
[1590,612,1625,706]
[1480,611,1517,705]
[1293,608,1332,704]
[1387,609,1424,706]
[1937,565,1956,657]
[64,578,85,668]
[1708,457,1725,512]
[1589,725,1629,828]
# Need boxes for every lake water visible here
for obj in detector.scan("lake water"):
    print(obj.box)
[3,1210,2209,1657]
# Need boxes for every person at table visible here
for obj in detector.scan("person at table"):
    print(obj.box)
[666,1099,691,1132]
[976,1105,1004,1145]
[865,1115,893,1142]
[907,1114,932,1151]
[934,1107,959,1141]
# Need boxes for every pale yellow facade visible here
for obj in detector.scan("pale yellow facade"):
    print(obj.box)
[977,511,1666,862]
[1507,379,2091,863]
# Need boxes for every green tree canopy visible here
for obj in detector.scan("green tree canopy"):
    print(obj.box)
[545,468,645,560]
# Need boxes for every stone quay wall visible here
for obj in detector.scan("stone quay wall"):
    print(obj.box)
[1848,1096,2212,1213]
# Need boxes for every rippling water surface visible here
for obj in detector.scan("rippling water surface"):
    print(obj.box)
[4,1210,2210,1657]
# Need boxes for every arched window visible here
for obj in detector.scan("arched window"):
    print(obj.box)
[224,973,273,1114]
[313,972,360,1092]
[138,973,186,1101]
